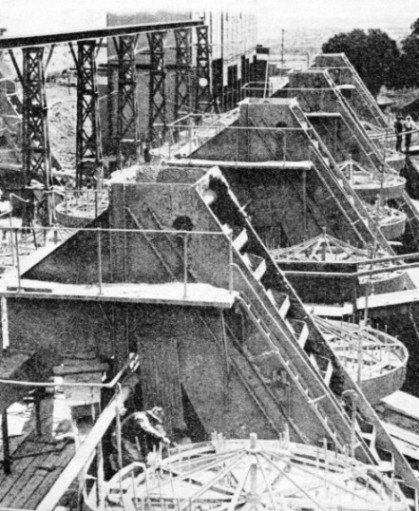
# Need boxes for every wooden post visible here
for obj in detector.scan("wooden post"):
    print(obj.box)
[97,228,102,294]
[14,229,21,292]
[1,297,9,350]
[183,233,188,299]
[2,410,11,474]
[35,390,42,436]
[115,402,123,470]
[96,440,105,510]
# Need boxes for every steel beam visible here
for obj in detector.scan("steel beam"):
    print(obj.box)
[0,20,204,49]
[174,28,191,120]
[195,25,212,113]
[147,31,166,144]
[22,46,52,225]
[75,40,103,188]
[115,35,138,163]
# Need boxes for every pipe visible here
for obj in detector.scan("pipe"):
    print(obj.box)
[166,159,313,169]
[0,355,138,389]
[282,260,419,279]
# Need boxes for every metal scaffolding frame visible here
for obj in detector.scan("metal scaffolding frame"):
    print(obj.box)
[147,31,166,143]
[21,47,52,188]
[174,28,192,120]
[73,40,103,188]
[195,25,212,113]
[114,35,139,161]
[21,46,52,224]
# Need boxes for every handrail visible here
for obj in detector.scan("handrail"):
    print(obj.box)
[0,225,227,236]
[0,354,138,389]
[231,262,350,411]
[282,262,412,279]
[236,291,347,452]
[292,103,391,248]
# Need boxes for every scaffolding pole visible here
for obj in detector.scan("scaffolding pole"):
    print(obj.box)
[75,40,103,188]
[115,35,139,162]
[174,28,192,120]
[195,25,212,113]
[147,31,166,144]
[21,46,52,225]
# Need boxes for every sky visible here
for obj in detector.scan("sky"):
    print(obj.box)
[2,0,419,36]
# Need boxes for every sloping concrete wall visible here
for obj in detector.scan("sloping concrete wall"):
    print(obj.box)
[23,212,111,284]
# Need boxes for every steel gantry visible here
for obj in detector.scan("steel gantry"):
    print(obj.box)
[71,40,103,188]
[174,28,192,120]
[19,47,52,224]
[147,31,166,144]
[195,25,212,113]
[0,19,204,205]
[115,35,139,162]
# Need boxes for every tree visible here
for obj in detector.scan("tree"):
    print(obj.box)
[322,29,400,97]
[398,19,419,88]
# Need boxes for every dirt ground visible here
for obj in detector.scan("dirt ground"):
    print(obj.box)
[46,83,77,171]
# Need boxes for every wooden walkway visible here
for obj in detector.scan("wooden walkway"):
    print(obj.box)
[0,397,75,510]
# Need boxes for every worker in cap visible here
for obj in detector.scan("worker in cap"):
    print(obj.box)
[404,115,416,153]
[111,406,171,470]
[394,114,404,153]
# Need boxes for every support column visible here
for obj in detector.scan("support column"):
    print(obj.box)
[195,25,212,113]
[115,35,139,163]
[174,28,191,120]
[2,410,11,474]
[22,46,52,225]
[75,40,103,188]
[147,31,166,144]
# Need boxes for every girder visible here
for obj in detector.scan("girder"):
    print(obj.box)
[195,26,212,113]
[0,20,204,49]
[147,31,166,143]
[75,40,103,188]
[115,35,139,161]
[174,28,191,120]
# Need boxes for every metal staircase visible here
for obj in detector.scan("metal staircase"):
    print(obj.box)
[321,71,392,170]
[289,101,392,250]
[337,54,388,129]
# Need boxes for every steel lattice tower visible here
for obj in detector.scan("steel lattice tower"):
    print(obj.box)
[195,26,212,113]
[21,46,52,224]
[115,35,139,160]
[174,28,191,120]
[147,31,166,143]
[75,40,103,188]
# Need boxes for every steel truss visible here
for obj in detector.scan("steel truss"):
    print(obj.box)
[174,28,191,120]
[147,31,166,144]
[195,26,212,113]
[115,35,139,161]
[21,46,52,224]
[74,40,103,188]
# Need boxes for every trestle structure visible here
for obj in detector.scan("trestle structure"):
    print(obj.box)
[115,35,139,161]
[174,28,192,120]
[147,31,166,144]
[74,40,103,188]
[195,25,212,113]
[21,46,52,224]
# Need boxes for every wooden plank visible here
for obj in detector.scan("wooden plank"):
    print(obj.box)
[2,466,48,509]
[0,398,63,505]
[37,375,139,511]
[24,441,75,509]
[0,446,37,501]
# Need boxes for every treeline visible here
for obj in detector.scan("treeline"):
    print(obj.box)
[322,19,419,97]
